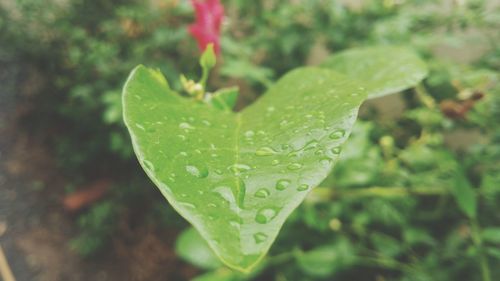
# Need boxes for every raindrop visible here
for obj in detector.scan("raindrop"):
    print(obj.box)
[320,158,332,166]
[303,140,319,151]
[279,120,288,128]
[330,146,342,155]
[255,147,277,156]
[179,152,188,157]
[329,129,346,140]
[254,232,268,244]
[271,159,280,166]
[315,149,324,156]
[179,202,196,209]
[255,207,278,224]
[135,123,146,131]
[207,203,217,208]
[142,160,155,172]
[228,164,251,175]
[287,163,302,170]
[202,120,211,126]
[275,179,291,191]
[254,188,270,198]
[179,122,195,130]
[244,130,255,138]
[229,220,242,229]
[297,184,309,191]
[185,165,209,178]
[177,134,186,141]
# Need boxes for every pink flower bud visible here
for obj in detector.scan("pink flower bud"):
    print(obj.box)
[188,0,224,55]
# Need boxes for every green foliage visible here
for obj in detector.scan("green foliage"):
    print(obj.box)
[123,65,367,271]
[2,0,499,280]
[69,201,117,256]
[322,46,428,98]
[175,227,222,270]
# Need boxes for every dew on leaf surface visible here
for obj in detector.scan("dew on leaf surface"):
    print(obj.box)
[186,165,209,178]
[255,207,278,224]
[297,184,309,191]
[179,122,195,130]
[329,129,346,140]
[255,147,277,156]
[330,146,342,155]
[253,232,268,244]
[254,188,271,198]
[287,163,302,170]
[275,179,291,191]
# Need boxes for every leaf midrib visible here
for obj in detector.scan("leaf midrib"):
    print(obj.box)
[234,112,243,212]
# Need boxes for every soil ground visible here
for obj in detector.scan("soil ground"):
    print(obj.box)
[0,50,196,281]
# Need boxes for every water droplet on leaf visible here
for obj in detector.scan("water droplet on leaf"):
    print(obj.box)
[287,163,302,170]
[186,165,208,178]
[297,184,309,191]
[255,207,278,224]
[329,129,346,140]
[255,147,277,156]
[276,179,291,191]
[254,188,270,198]
[254,232,268,244]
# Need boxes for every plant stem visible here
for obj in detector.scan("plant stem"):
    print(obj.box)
[471,219,492,281]
[414,83,436,109]
[310,186,449,201]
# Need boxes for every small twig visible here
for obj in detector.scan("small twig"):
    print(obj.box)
[0,244,16,281]
[308,186,449,202]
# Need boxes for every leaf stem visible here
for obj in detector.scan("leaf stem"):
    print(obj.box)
[310,186,449,200]
[414,83,436,109]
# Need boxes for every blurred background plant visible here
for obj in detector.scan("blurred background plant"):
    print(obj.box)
[0,0,499,280]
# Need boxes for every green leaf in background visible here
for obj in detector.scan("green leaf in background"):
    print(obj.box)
[450,167,477,219]
[295,239,356,277]
[192,268,241,281]
[209,86,239,111]
[175,227,222,269]
[321,46,428,99]
[481,227,500,244]
[122,65,366,272]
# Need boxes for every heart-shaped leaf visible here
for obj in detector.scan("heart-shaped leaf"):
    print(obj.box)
[321,46,428,98]
[122,65,366,272]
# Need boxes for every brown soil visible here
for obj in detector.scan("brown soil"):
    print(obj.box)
[0,57,197,281]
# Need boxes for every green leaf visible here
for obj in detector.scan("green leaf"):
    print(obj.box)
[295,239,356,277]
[481,227,500,244]
[209,87,239,111]
[175,227,222,269]
[321,46,428,99]
[122,65,366,272]
[192,268,242,281]
[450,167,477,218]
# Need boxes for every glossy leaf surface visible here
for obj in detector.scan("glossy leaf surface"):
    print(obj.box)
[122,65,366,271]
[321,46,428,98]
